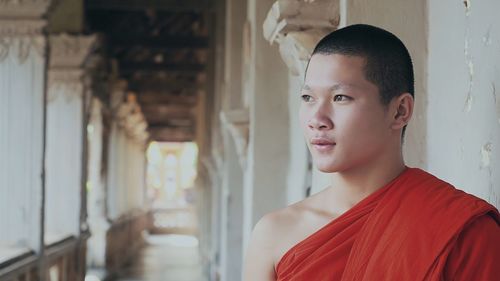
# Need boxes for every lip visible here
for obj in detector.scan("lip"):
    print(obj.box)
[310,137,336,152]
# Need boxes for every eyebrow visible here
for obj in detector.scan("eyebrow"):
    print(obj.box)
[302,83,354,92]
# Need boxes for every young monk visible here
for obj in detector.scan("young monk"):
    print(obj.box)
[243,24,500,280]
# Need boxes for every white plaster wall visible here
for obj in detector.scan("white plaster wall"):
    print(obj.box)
[222,131,244,281]
[312,0,428,195]
[0,38,44,251]
[427,0,500,208]
[45,83,83,243]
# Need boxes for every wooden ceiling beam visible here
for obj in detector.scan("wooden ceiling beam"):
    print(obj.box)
[142,104,194,120]
[119,62,205,75]
[110,35,208,49]
[148,117,194,128]
[137,93,198,105]
[87,0,212,12]
[129,80,203,93]
[148,127,195,142]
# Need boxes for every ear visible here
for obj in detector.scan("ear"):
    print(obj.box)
[390,93,414,130]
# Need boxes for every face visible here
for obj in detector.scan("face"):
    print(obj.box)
[300,54,396,173]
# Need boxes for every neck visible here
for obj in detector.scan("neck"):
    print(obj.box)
[327,149,406,214]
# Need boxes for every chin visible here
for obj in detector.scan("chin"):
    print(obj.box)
[314,161,341,173]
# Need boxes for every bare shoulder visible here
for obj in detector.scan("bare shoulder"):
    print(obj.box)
[243,204,304,280]
[244,194,333,280]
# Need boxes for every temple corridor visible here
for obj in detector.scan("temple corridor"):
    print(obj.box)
[2,0,500,281]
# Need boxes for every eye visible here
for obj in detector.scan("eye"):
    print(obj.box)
[333,95,350,102]
[301,94,313,102]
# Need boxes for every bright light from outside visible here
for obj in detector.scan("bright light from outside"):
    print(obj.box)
[84,275,101,281]
[146,142,198,208]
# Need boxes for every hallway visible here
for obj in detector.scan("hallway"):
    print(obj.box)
[110,234,205,281]
[2,0,500,281]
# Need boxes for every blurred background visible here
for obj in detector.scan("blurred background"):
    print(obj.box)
[0,0,499,280]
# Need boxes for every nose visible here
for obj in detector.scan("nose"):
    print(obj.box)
[307,102,333,130]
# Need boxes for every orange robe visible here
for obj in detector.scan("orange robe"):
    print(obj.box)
[275,168,500,280]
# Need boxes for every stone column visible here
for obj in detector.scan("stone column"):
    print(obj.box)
[220,109,248,281]
[0,0,51,254]
[240,0,291,250]
[107,88,149,220]
[86,97,109,268]
[216,1,249,279]
[44,34,96,244]
[263,0,339,196]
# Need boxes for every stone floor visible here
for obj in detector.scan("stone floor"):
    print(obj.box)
[111,234,207,281]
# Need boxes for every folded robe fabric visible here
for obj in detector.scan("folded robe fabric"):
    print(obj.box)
[275,168,500,281]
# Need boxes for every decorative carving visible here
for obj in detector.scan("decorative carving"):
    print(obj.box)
[0,0,50,61]
[0,38,10,61]
[0,35,46,63]
[220,108,250,169]
[263,0,339,76]
[110,80,128,110]
[0,19,46,36]
[48,69,85,102]
[278,30,328,76]
[114,93,149,144]
[47,35,97,101]
[0,0,51,19]
[50,34,97,69]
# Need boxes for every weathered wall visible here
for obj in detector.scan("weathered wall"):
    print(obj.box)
[427,0,500,208]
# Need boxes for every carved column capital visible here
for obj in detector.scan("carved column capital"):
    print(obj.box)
[115,93,150,144]
[47,34,97,100]
[0,20,46,37]
[0,35,45,63]
[263,0,339,76]
[49,34,97,69]
[47,69,85,102]
[0,20,47,63]
[220,108,250,169]
[110,80,128,109]
[0,0,52,62]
